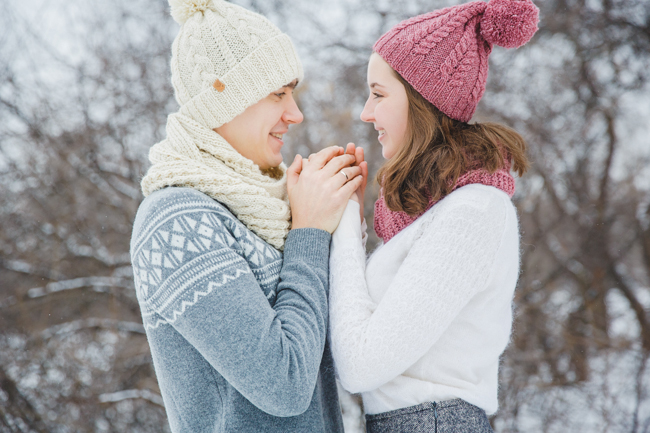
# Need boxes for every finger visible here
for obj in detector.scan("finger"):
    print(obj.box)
[308,146,336,162]
[339,172,365,199]
[333,166,363,188]
[360,161,368,187]
[355,146,365,166]
[287,154,302,174]
[309,146,341,165]
[307,146,344,170]
[345,142,355,156]
[286,154,302,193]
[321,154,357,177]
[315,145,342,157]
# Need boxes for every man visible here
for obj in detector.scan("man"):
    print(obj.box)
[130,0,362,431]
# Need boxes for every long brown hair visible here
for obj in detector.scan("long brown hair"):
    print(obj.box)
[376,70,529,216]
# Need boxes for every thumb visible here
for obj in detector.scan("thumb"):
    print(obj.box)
[287,154,302,194]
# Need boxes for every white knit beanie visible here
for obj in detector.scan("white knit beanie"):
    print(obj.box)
[168,0,304,129]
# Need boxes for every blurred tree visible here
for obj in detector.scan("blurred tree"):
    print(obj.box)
[1,0,649,432]
[484,0,650,431]
[0,0,174,431]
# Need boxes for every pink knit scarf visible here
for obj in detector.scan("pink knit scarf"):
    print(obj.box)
[374,165,515,243]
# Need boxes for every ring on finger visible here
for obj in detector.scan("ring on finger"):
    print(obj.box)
[340,170,349,181]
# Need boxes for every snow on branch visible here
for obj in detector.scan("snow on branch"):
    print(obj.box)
[40,318,145,340]
[28,276,133,298]
[64,235,131,267]
[0,259,66,280]
[98,389,164,407]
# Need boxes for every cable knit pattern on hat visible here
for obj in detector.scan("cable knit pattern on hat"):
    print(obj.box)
[374,0,539,122]
[141,112,291,250]
[169,0,303,130]
[374,164,515,243]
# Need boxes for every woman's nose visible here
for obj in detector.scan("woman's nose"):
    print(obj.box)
[360,98,374,123]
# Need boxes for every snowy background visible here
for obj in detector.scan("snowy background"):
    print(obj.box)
[1,0,649,432]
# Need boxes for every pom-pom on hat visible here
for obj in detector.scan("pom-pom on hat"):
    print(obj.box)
[168,0,303,129]
[374,0,539,123]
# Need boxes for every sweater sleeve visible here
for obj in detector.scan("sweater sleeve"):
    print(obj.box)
[329,197,508,393]
[134,202,331,417]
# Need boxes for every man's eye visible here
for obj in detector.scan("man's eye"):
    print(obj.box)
[274,92,286,98]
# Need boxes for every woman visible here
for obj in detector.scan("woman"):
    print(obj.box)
[328,0,540,431]
[130,0,361,431]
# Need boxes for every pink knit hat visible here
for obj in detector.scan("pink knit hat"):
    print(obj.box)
[374,0,539,122]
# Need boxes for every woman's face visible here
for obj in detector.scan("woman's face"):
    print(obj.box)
[215,80,303,170]
[360,53,409,160]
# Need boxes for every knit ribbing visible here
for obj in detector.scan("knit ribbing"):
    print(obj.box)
[150,0,304,249]
[330,185,520,415]
[373,0,539,122]
[141,111,291,250]
[169,0,303,130]
[130,187,344,432]
[373,166,515,243]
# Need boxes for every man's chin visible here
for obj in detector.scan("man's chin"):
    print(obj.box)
[267,154,284,169]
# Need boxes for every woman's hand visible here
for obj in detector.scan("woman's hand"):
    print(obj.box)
[287,147,364,233]
[344,143,368,222]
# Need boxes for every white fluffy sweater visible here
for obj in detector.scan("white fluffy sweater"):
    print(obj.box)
[329,184,520,415]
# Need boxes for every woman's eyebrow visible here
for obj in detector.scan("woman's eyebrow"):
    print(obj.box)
[369,82,385,89]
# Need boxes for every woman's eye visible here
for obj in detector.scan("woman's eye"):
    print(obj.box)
[372,92,383,99]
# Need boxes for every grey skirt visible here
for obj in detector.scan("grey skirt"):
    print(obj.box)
[365,399,494,433]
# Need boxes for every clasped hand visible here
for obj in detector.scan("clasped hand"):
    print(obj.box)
[287,143,368,233]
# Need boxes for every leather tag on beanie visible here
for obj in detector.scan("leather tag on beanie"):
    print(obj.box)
[213,79,226,92]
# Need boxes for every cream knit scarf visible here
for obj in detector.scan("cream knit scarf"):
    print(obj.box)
[141,112,291,250]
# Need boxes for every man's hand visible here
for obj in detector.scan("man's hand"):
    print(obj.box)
[287,147,364,233]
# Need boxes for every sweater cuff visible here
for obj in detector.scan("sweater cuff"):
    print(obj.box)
[333,200,363,245]
[284,228,331,271]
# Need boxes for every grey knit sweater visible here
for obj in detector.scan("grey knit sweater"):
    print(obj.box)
[130,187,344,432]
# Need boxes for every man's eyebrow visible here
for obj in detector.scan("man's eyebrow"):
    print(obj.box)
[283,79,299,89]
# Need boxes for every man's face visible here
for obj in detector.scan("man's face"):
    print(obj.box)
[214,80,303,170]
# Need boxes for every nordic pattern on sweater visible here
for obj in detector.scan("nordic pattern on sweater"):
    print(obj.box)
[130,187,344,433]
[132,189,282,329]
